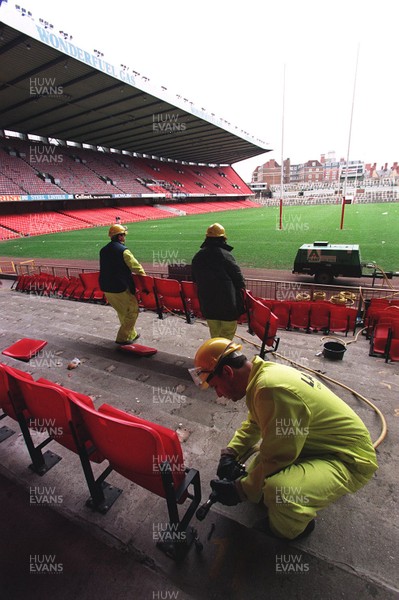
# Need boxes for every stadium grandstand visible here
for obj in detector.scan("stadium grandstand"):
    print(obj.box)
[1,7,398,599]
[0,5,270,240]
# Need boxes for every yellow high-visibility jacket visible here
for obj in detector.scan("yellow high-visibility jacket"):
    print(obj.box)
[228,357,378,503]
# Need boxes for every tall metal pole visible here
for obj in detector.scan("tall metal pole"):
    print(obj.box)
[341,44,360,229]
[279,64,286,230]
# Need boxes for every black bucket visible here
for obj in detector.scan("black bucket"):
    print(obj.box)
[322,341,346,361]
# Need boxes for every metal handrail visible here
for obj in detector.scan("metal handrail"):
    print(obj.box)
[7,260,398,310]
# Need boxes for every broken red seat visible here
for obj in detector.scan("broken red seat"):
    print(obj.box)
[2,338,48,362]
[118,343,157,357]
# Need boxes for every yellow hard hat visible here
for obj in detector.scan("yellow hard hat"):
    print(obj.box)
[189,338,242,389]
[109,224,128,238]
[206,223,226,238]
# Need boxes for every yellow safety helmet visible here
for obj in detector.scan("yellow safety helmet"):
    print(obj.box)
[108,224,128,238]
[189,338,242,389]
[206,223,226,238]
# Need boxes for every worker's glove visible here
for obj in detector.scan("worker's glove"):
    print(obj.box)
[217,455,246,481]
[210,479,242,506]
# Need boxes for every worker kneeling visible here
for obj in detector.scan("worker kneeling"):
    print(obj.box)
[190,338,378,540]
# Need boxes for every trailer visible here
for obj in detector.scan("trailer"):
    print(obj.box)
[292,241,395,284]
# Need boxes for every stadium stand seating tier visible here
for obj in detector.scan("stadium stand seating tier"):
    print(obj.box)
[0,136,257,238]
[1,138,252,198]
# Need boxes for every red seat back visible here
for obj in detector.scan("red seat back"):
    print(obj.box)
[290,302,311,329]
[270,300,291,329]
[180,280,202,317]
[3,369,103,460]
[153,277,186,314]
[309,302,331,331]
[69,394,186,499]
[255,298,274,310]
[132,274,157,310]
[79,271,100,289]
[329,305,357,333]
[246,291,279,345]
[0,363,34,420]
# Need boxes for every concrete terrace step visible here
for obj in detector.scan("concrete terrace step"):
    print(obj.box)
[1,279,399,598]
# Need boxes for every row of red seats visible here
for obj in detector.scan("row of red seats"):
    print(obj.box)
[13,272,107,303]
[256,298,358,336]
[0,225,20,240]
[0,211,92,237]
[133,277,279,356]
[134,157,247,196]
[0,200,256,239]
[0,362,202,560]
[12,272,358,341]
[162,200,257,216]
[133,275,201,323]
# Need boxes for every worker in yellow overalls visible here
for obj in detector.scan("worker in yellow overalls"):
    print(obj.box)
[190,338,378,540]
[99,225,145,345]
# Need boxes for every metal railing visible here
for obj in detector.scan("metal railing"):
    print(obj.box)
[4,260,398,310]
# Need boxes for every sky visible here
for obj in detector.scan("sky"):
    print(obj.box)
[4,0,399,181]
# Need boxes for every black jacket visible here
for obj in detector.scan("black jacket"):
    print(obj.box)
[99,241,135,294]
[191,238,245,320]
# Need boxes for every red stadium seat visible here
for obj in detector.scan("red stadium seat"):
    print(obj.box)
[61,276,82,299]
[0,364,62,473]
[132,274,158,311]
[0,364,34,441]
[329,305,357,336]
[95,403,186,497]
[309,302,331,333]
[0,363,34,421]
[270,300,291,330]
[369,318,399,360]
[68,393,202,559]
[79,271,106,302]
[255,298,274,310]
[14,274,35,293]
[180,280,203,318]
[0,365,105,475]
[290,302,311,332]
[54,276,72,298]
[246,291,279,358]
[364,302,397,338]
[369,322,391,359]
[2,338,48,362]
[153,277,192,323]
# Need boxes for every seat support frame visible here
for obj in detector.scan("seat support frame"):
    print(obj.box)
[69,420,122,514]
[156,461,202,561]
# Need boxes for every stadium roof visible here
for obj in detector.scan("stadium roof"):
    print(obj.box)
[0,6,271,166]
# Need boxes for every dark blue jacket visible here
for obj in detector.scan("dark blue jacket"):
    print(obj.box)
[99,241,135,294]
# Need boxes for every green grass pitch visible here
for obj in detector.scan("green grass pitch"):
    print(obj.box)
[0,202,398,271]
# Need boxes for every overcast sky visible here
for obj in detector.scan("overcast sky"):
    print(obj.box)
[8,0,399,181]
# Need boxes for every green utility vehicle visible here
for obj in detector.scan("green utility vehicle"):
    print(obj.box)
[293,241,394,284]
